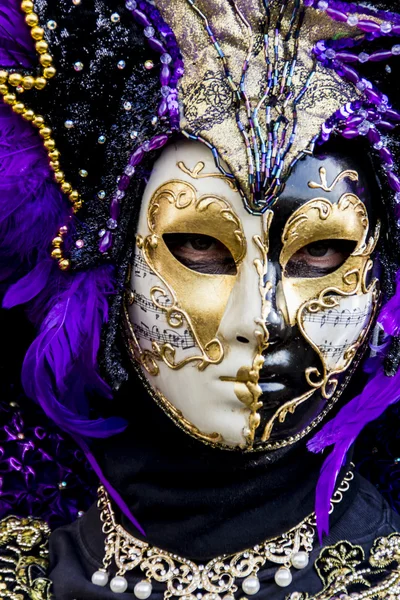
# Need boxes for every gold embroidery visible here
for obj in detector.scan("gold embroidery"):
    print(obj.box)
[0,516,52,600]
[287,534,400,599]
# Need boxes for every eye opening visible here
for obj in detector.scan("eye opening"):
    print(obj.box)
[163,233,237,276]
[284,239,357,279]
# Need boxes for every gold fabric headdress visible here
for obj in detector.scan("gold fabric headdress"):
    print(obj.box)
[154,0,361,211]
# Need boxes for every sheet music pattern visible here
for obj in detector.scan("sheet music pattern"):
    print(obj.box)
[302,293,373,371]
[132,253,154,279]
[134,322,196,350]
[129,248,200,361]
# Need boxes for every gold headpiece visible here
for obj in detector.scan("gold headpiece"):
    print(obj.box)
[154,0,362,210]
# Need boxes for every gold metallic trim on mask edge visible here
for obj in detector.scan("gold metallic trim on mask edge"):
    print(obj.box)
[298,260,380,400]
[308,166,359,193]
[153,387,223,445]
[177,160,238,191]
[129,327,368,452]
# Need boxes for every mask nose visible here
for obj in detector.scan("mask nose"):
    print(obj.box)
[264,261,292,346]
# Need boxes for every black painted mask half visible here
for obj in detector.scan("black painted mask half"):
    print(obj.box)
[123,139,380,451]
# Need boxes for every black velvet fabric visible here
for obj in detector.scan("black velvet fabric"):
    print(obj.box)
[49,474,400,599]
[88,378,327,560]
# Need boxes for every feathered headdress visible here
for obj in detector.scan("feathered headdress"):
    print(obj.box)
[1,0,400,537]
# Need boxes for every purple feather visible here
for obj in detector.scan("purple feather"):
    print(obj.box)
[0,1,36,68]
[3,259,54,308]
[20,265,127,438]
[377,271,400,336]
[309,272,400,540]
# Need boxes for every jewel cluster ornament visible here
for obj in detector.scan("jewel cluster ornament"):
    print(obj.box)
[0,0,184,270]
[92,468,354,597]
[309,2,400,225]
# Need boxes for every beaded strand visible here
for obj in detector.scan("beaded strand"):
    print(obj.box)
[309,1,400,208]
[98,0,183,254]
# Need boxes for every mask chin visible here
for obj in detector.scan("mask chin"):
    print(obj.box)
[123,139,381,452]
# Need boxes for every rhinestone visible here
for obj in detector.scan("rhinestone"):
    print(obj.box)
[98,135,106,144]
[161,85,170,97]
[144,60,154,70]
[47,20,57,30]
[74,61,84,71]
[144,26,155,38]
[381,21,392,33]
[79,169,88,178]
[383,163,393,171]
[126,0,137,8]
[356,81,367,91]
[16,86,24,93]
[386,65,392,73]
[325,48,336,59]
[75,239,84,248]
[124,101,132,111]
[358,52,369,63]
[58,481,67,489]
[64,120,74,129]
[151,116,158,126]
[358,121,371,135]
[115,190,125,199]
[125,165,135,176]
[107,218,118,230]
[118,60,126,69]
[17,433,25,440]
[72,0,81,4]
[77,510,85,517]
[317,0,328,9]
[161,52,172,64]
[392,45,400,55]
[395,193,400,204]
[347,14,359,26]
[111,13,120,23]
[98,229,106,237]
[130,130,138,139]
[97,190,106,199]
[373,141,384,150]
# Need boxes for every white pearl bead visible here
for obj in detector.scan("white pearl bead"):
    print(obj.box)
[291,551,309,570]
[91,570,109,587]
[110,575,128,593]
[134,580,153,599]
[274,567,293,588]
[242,575,260,595]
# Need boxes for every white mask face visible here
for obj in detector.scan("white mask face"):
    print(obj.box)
[123,139,379,451]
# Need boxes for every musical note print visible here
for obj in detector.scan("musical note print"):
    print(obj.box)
[132,290,171,318]
[302,306,371,328]
[301,292,374,371]
[134,322,196,350]
[132,253,154,278]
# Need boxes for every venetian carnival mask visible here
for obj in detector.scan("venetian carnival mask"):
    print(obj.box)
[124,139,380,451]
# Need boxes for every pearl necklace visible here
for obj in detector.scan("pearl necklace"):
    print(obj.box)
[92,467,354,597]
